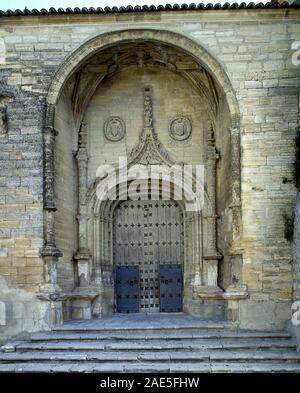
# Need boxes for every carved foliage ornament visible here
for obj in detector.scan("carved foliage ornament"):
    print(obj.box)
[169,116,192,141]
[104,116,125,142]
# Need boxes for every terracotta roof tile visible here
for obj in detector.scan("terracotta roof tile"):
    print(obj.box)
[0,2,299,18]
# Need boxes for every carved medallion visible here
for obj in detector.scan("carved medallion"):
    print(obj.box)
[169,116,192,141]
[104,117,125,142]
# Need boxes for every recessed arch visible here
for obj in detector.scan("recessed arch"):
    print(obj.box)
[42,28,243,320]
[46,29,240,127]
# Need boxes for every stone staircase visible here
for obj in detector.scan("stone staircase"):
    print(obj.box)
[1,314,300,372]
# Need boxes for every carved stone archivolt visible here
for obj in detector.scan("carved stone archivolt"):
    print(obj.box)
[104,117,125,142]
[66,38,221,137]
[169,116,192,141]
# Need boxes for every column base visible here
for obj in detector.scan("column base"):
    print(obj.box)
[223,284,248,322]
[70,286,100,320]
[36,292,64,326]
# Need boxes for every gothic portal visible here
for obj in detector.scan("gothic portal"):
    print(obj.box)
[1,10,299,344]
[51,33,244,322]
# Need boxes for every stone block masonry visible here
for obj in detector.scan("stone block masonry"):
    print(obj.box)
[0,7,299,341]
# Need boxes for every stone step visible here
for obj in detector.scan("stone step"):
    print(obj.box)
[30,330,292,342]
[0,361,300,373]
[1,350,300,363]
[52,317,236,333]
[15,339,297,352]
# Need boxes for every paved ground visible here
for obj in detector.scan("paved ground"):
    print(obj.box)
[54,313,234,330]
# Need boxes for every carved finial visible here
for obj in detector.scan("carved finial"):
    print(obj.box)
[144,86,153,128]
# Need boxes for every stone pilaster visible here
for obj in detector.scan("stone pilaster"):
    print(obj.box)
[202,125,222,290]
[40,103,62,292]
[227,126,245,293]
[188,212,203,286]
[229,126,242,250]
[74,123,91,286]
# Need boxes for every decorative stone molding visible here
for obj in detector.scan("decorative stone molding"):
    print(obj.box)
[74,122,91,286]
[227,126,243,291]
[201,124,222,289]
[229,126,242,250]
[43,104,57,211]
[104,116,126,142]
[129,86,177,166]
[41,103,62,293]
[169,116,192,141]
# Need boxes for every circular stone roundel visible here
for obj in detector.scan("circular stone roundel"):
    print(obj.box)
[169,116,192,141]
[104,117,126,142]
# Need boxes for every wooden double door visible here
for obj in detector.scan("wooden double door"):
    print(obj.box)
[113,200,184,313]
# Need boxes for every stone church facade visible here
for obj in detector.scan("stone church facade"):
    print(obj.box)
[0,2,300,345]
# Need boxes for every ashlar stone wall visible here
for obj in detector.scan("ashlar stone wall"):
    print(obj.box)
[0,8,299,340]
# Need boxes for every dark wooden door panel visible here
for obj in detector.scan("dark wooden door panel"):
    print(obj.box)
[159,264,183,312]
[116,266,139,313]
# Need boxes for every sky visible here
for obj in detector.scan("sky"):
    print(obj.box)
[0,0,266,11]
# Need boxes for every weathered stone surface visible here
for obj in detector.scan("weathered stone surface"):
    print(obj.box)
[0,7,299,344]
